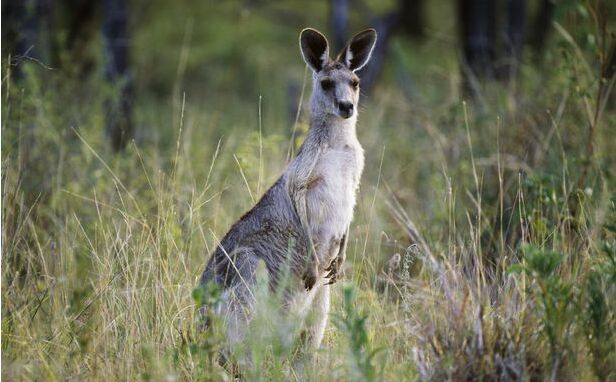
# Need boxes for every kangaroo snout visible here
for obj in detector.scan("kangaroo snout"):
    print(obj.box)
[337,101,354,118]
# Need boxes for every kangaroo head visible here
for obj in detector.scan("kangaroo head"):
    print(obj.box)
[300,28,377,120]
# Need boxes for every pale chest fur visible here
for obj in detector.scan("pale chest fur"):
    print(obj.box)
[306,138,364,264]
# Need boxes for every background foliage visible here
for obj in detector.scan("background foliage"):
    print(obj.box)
[2,0,615,380]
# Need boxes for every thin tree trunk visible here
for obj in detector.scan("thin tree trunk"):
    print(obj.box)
[530,0,555,59]
[459,0,497,100]
[335,0,425,96]
[331,0,349,53]
[398,0,425,38]
[499,0,526,82]
[358,12,399,95]
[103,0,133,151]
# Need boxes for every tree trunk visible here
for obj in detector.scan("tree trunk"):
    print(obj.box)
[458,0,497,99]
[2,0,53,79]
[358,12,399,95]
[331,0,349,53]
[103,0,134,151]
[398,0,425,38]
[498,0,526,82]
[530,0,555,58]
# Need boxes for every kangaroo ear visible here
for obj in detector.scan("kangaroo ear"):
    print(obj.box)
[300,28,330,72]
[337,29,377,72]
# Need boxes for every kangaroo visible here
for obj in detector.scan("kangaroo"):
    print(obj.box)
[199,27,377,352]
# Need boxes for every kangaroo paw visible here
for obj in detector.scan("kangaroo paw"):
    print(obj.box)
[303,264,319,290]
[325,257,344,285]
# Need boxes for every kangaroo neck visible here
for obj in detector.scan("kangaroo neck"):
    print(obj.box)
[307,110,358,147]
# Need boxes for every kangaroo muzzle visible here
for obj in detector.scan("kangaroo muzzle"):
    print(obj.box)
[337,101,354,119]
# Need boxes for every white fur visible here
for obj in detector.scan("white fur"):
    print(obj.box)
[344,47,353,69]
[284,77,365,348]
[304,118,363,345]
[305,118,363,266]
[320,49,330,69]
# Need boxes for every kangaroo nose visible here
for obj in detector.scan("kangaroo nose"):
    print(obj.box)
[338,102,354,118]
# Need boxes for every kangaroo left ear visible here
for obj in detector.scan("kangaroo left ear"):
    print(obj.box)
[337,29,377,72]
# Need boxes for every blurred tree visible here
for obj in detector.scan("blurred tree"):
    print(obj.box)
[331,0,349,53]
[458,0,555,101]
[56,0,99,76]
[330,0,426,94]
[103,0,134,152]
[458,0,498,100]
[458,0,557,103]
[529,0,555,59]
[499,0,526,81]
[397,0,426,39]
[2,0,133,152]
[604,40,615,110]
[2,0,53,79]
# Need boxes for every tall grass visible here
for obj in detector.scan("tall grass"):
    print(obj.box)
[2,1,615,380]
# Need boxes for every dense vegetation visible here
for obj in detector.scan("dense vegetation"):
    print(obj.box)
[2,1,615,380]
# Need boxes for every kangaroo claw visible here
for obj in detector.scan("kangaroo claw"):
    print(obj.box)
[325,273,338,285]
[324,257,344,285]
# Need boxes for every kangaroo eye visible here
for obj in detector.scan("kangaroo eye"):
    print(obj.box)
[351,79,360,88]
[320,79,334,91]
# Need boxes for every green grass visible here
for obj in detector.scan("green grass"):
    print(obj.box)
[2,1,615,380]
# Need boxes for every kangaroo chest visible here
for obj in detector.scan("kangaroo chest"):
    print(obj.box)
[306,142,364,262]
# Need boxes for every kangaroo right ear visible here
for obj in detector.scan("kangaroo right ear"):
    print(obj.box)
[299,28,329,72]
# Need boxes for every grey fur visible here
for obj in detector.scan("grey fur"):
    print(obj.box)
[199,27,377,350]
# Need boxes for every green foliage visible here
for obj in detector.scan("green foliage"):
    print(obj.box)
[583,197,616,381]
[584,270,615,381]
[511,244,564,279]
[193,280,222,309]
[510,245,574,374]
[333,284,383,382]
[2,1,616,381]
